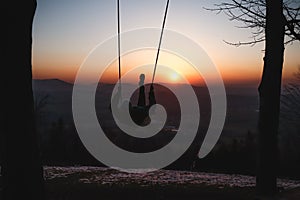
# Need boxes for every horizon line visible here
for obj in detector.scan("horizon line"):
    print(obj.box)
[32,78,264,88]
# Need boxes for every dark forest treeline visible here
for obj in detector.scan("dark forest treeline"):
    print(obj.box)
[33,116,300,180]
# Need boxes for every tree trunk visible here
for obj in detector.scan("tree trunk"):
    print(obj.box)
[1,1,44,199]
[256,0,285,196]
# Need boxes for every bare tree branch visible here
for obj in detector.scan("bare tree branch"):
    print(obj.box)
[205,0,300,46]
[224,38,265,47]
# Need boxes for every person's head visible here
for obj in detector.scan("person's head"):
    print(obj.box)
[139,74,145,86]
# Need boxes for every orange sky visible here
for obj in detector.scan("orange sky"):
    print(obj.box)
[33,49,260,86]
[32,0,300,86]
[32,47,296,86]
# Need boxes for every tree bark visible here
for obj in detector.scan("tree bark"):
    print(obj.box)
[256,0,285,196]
[1,1,44,199]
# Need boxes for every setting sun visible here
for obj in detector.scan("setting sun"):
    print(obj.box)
[169,72,180,82]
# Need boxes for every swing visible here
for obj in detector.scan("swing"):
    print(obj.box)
[114,0,170,125]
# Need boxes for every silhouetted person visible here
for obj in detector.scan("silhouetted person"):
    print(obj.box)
[110,74,156,125]
[137,74,146,107]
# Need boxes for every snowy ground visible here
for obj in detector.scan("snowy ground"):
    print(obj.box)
[44,166,300,190]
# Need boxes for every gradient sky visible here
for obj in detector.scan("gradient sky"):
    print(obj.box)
[32,0,300,85]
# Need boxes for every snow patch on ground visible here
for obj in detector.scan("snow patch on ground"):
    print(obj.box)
[44,166,300,190]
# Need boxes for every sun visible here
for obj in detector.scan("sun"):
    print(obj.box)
[169,72,180,82]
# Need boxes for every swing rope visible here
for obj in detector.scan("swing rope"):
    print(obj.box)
[151,0,170,85]
[117,0,122,82]
[116,0,170,85]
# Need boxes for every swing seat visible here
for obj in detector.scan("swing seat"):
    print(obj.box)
[110,94,151,126]
[130,106,149,125]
